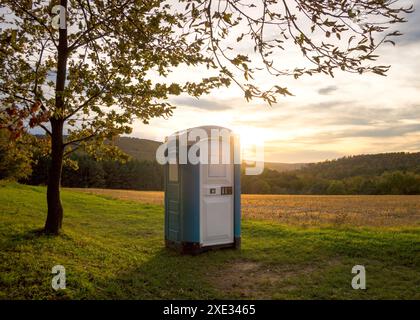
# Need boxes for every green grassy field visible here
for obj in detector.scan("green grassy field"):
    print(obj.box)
[1,182,419,299]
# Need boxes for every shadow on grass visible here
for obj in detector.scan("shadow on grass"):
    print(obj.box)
[2,228,73,251]
[94,222,420,299]
[8,228,45,240]
[94,246,242,299]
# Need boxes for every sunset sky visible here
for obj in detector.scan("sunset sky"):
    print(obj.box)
[131,0,420,163]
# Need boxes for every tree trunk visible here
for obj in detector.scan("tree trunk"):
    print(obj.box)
[44,120,64,234]
[44,0,68,235]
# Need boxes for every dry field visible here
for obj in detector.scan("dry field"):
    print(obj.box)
[69,188,420,227]
[242,194,420,227]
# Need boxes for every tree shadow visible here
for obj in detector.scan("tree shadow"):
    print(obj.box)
[11,228,45,240]
[2,227,73,251]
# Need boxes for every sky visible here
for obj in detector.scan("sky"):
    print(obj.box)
[129,0,420,163]
[5,1,418,164]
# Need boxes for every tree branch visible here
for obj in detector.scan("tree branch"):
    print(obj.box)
[39,124,52,136]
[63,132,97,147]
[9,0,58,48]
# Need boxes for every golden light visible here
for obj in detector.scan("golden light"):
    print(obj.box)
[234,126,265,162]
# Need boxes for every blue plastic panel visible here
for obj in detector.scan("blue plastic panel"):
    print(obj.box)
[180,161,200,243]
[165,164,181,242]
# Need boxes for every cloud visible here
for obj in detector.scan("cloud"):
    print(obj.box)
[132,0,420,162]
[395,104,420,120]
[399,28,420,46]
[320,117,373,126]
[265,148,344,163]
[172,97,231,111]
[317,85,338,95]
[294,123,420,145]
[395,2,420,46]
[299,100,356,112]
[344,123,420,138]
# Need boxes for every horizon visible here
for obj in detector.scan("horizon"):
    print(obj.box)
[31,132,420,164]
[114,135,420,165]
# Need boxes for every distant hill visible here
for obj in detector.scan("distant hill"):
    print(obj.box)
[242,152,420,195]
[112,136,420,181]
[113,137,162,161]
[28,135,420,194]
[114,136,308,170]
[264,162,308,172]
[39,135,420,178]
[299,152,420,179]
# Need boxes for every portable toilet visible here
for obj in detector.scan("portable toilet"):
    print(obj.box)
[163,125,241,254]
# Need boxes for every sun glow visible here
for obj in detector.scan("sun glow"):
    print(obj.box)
[234,127,265,162]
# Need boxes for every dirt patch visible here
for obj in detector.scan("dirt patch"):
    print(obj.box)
[207,260,317,299]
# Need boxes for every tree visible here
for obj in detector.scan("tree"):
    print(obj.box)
[0,0,413,234]
[327,180,346,194]
[0,129,34,180]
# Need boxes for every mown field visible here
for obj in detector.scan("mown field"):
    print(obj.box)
[1,182,420,299]
[72,188,420,227]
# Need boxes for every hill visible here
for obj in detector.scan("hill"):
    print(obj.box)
[112,137,420,178]
[113,136,162,161]
[264,162,308,172]
[242,152,420,195]
[300,152,420,179]
[113,136,307,171]
[27,136,420,194]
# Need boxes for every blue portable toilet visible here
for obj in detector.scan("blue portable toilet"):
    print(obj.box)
[164,126,241,254]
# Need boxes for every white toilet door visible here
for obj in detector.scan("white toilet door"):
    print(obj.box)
[200,140,234,247]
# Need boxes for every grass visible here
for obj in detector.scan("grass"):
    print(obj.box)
[1,182,420,299]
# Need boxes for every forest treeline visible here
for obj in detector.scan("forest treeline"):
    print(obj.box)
[243,153,420,195]
[1,131,419,194]
[26,154,164,191]
[24,152,420,195]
